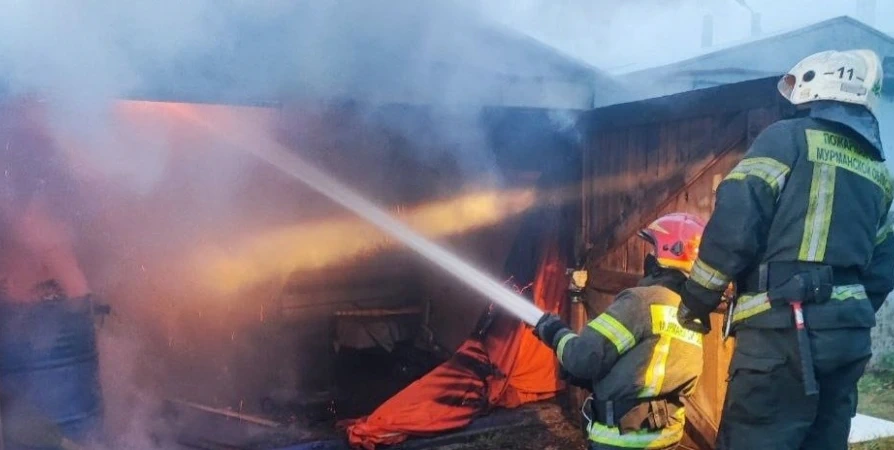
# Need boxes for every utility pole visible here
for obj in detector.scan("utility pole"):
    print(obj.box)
[731,0,761,37]
[700,0,761,50]
[750,12,762,36]
[701,15,714,48]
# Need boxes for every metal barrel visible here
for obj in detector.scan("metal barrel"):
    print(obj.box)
[0,296,104,447]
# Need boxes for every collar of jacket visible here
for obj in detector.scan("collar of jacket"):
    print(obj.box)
[637,268,687,294]
[807,101,884,158]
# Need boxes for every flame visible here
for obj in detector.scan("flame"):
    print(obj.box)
[109,101,542,294]
[193,187,535,295]
[43,100,549,297]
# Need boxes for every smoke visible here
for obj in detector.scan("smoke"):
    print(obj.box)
[0,1,586,448]
[470,0,894,155]
[13,0,890,446]
[470,0,894,71]
[0,1,520,197]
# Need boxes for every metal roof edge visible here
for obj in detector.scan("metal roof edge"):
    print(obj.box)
[619,16,894,77]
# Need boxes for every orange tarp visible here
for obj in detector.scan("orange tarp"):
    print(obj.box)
[343,238,567,449]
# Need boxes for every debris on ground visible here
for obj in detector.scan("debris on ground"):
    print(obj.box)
[426,400,586,450]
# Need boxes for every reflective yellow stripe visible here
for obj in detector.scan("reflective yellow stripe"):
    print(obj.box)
[588,314,636,354]
[690,258,730,291]
[806,129,893,201]
[731,293,771,322]
[649,305,702,347]
[641,335,672,398]
[799,163,836,261]
[732,284,868,323]
[724,157,791,196]
[556,333,576,364]
[831,285,868,301]
[640,305,701,398]
[588,407,685,448]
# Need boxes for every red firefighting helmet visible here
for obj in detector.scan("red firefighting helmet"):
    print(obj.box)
[636,213,706,273]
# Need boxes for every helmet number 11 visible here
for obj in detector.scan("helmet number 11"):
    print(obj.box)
[837,66,855,80]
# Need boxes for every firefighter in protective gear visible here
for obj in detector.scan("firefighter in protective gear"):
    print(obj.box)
[678,49,894,450]
[534,213,705,450]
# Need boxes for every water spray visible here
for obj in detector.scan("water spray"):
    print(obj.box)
[250,139,546,326]
[177,106,546,326]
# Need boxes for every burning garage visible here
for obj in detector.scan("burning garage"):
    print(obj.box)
[2,2,892,450]
[0,1,618,449]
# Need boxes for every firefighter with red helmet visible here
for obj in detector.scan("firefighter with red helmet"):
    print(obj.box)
[534,213,706,450]
[677,49,894,450]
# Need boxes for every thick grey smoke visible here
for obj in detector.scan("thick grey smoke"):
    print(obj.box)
[4,0,890,446]
[0,1,579,447]
[0,0,532,195]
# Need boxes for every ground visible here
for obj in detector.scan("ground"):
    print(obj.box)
[424,369,894,450]
[435,403,587,450]
[858,371,894,423]
[852,370,894,450]
[852,439,894,450]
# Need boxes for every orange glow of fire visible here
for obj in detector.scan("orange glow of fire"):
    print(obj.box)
[40,100,550,296]
[192,187,536,295]
[98,101,541,294]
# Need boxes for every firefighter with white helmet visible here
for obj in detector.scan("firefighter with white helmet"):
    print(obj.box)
[534,213,705,450]
[677,49,894,449]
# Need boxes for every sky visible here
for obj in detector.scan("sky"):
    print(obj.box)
[471,0,894,173]
[473,0,894,72]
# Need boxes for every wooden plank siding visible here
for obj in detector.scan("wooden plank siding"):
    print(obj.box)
[572,77,795,443]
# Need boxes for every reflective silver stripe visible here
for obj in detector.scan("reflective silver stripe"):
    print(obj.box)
[556,333,576,364]
[588,314,636,354]
[831,284,868,301]
[732,284,867,323]
[690,258,730,291]
[731,293,771,322]
[724,157,791,196]
[800,163,836,261]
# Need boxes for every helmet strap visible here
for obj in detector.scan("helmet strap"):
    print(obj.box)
[641,254,688,294]
[644,254,661,276]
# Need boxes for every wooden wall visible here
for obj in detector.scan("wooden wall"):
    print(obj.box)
[573,77,793,444]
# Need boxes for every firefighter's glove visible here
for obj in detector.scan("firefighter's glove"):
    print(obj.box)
[678,280,722,334]
[677,302,711,334]
[533,313,567,347]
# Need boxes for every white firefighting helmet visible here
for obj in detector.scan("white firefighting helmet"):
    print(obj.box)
[777,49,884,117]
